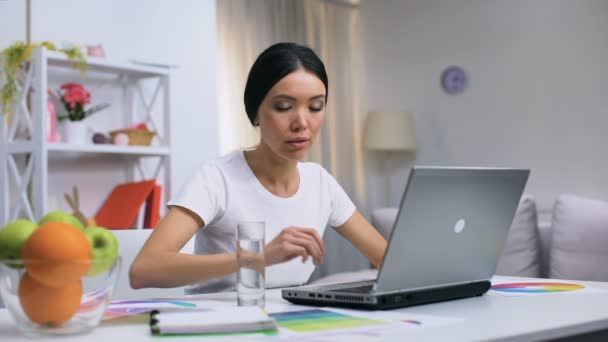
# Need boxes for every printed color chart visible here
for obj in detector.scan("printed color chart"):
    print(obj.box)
[269,309,385,332]
[491,282,585,293]
[103,300,197,320]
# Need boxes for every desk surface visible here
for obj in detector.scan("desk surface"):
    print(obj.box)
[1,276,608,341]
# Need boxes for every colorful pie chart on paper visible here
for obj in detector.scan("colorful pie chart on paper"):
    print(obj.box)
[491,282,585,293]
[269,309,385,332]
[103,300,197,320]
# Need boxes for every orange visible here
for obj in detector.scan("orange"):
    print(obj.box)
[22,222,91,288]
[18,272,83,326]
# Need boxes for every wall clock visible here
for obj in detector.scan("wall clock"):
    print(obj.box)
[441,66,468,95]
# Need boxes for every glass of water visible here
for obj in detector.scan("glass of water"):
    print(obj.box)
[236,221,265,308]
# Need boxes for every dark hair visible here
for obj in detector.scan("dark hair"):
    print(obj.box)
[243,42,328,126]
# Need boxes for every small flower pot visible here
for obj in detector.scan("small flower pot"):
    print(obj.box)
[60,121,88,145]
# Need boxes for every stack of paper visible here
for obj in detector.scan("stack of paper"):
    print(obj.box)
[150,306,277,335]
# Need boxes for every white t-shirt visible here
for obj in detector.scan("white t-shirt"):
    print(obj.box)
[167,150,356,294]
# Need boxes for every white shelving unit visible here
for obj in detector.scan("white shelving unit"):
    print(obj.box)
[0,47,172,227]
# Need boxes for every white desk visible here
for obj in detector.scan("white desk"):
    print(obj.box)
[1,276,608,341]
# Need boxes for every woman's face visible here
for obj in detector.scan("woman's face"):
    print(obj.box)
[256,69,326,161]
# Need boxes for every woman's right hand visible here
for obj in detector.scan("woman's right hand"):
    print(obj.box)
[264,227,326,266]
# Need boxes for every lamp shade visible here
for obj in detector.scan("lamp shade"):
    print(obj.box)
[363,111,416,151]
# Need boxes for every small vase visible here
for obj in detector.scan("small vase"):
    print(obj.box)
[61,121,88,144]
[46,101,58,142]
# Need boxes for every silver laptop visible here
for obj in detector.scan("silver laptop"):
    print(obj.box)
[282,166,530,309]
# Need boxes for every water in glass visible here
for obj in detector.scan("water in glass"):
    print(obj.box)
[237,238,265,307]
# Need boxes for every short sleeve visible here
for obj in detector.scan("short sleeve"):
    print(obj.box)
[167,163,226,227]
[321,168,356,228]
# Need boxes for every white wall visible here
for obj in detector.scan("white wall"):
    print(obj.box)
[0,0,25,48]
[1,0,218,216]
[361,0,608,217]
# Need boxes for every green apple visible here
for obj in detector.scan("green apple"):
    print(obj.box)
[0,219,38,268]
[39,211,85,231]
[84,226,119,276]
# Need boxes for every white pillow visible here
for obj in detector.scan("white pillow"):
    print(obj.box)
[372,196,541,278]
[495,195,541,277]
[549,194,608,281]
[370,208,399,241]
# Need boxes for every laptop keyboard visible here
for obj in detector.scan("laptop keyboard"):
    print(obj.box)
[328,284,374,293]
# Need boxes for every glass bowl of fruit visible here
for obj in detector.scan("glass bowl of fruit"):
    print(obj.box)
[0,221,120,337]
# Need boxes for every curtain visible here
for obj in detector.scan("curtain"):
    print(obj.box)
[217,0,370,278]
[217,0,303,154]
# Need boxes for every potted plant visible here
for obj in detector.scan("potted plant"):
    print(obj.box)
[0,41,86,117]
[52,83,109,144]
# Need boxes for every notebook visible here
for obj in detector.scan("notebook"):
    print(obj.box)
[144,183,162,228]
[149,306,278,336]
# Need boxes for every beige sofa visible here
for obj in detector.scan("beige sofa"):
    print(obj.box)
[313,193,608,285]
[370,194,608,282]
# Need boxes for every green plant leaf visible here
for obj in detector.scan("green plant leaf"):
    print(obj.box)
[1,41,89,116]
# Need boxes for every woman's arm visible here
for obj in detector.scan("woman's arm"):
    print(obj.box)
[334,210,388,268]
[129,206,238,289]
[129,206,327,289]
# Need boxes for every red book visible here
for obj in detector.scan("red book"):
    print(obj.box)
[95,180,156,229]
[144,184,162,228]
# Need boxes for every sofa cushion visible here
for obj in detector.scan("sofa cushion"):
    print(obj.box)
[495,195,541,277]
[370,195,541,278]
[549,194,608,281]
[370,207,398,240]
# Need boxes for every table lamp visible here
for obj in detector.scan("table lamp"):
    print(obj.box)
[363,111,416,206]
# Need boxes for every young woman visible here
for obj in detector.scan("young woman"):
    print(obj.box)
[129,42,387,294]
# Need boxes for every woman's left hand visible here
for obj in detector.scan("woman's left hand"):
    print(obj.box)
[264,226,326,266]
